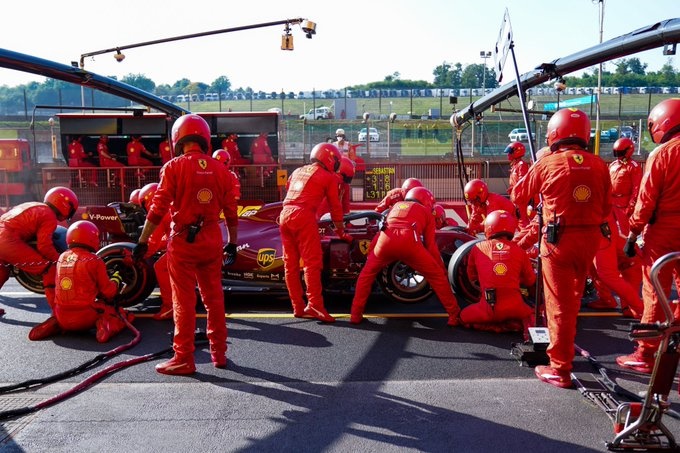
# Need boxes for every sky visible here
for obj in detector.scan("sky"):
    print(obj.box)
[0,0,677,93]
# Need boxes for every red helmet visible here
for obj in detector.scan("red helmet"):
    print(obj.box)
[401,178,423,192]
[129,189,141,205]
[212,149,231,168]
[546,108,590,151]
[405,186,435,210]
[310,143,341,172]
[44,186,78,221]
[338,156,356,184]
[504,142,526,161]
[484,210,518,239]
[433,204,447,229]
[171,114,211,154]
[139,182,158,212]
[612,137,635,159]
[648,98,680,144]
[464,179,489,204]
[66,220,100,252]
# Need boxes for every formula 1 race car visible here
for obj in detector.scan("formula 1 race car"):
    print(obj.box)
[15,201,478,308]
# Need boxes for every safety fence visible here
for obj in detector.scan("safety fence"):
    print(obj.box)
[34,162,486,208]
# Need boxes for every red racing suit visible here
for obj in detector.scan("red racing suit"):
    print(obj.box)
[250,134,276,177]
[0,202,60,309]
[592,212,643,317]
[146,212,172,317]
[159,139,173,165]
[317,174,350,218]
[351,200,460,321]
[609,157,642,235]
[53,247,123,341]
[279,162,344,314]
[508,158,529,194]
[146,147,239,360]
[68,139,98,185]
[467,193,518,236]
[126,138,155,166]
[461,238,536,328]
[97,137,125,168]
[512,147,611,374]
[221,138,250,166]
[627,135,680,358]
[374,188,406,213]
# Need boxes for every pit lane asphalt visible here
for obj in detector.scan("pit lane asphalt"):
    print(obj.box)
[1,282,679,453]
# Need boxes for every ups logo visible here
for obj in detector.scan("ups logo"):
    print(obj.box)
[257,248,277,270]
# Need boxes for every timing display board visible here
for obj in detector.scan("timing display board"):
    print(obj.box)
[363,166,396,201]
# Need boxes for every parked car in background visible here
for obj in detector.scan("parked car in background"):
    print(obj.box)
[508,128,536,142]
[358,127,380,142]
[619,125,637,140]
[299,106,333,120]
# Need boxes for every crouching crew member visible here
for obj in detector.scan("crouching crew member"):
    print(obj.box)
[460,210,536,335]
[29,220,134,342]
[464,178,518,236]
[0,187,78,321]
[350,187,461,325]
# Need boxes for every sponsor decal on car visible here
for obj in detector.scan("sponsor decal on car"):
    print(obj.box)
[257,248,277,269]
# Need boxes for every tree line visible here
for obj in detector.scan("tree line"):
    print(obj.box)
[0,57,677,115]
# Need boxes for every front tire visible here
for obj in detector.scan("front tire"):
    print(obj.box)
[377,261,433,304]
[97,242,156,307]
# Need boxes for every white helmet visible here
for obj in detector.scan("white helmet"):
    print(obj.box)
[335,128,345,137]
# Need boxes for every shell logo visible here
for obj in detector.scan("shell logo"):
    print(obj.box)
[197,188,213,203]
[493,262,508,276]
[573,185,591,202]
[59,277,73,290]
[396,203,408,210]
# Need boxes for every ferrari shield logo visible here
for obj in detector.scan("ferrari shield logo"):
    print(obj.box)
[257,248,277,270]
[495,242,504,251]
[198,159,207,169]
[572,154,584,165]
[358,239,371,255]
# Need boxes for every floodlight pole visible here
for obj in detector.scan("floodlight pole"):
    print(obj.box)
[78,17,313,107]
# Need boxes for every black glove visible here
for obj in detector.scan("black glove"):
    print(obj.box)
[110,271,123,287]
[223,243,238,266]
[132,242,148,261]
[623,238,637,258]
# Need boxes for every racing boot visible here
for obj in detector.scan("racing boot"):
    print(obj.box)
[616,350,654,374]
[349,304,364,324]
[211,351,227,369]
[156,354,196,375]
[304,304,335,323]
[291,301,306,318]
[0,308,5,317]
[95,307,133,343]
[28,316,62,341]
[534,365,573,389]
[153,302,173,321]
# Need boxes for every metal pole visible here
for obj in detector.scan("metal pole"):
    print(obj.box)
[594,0,605,156]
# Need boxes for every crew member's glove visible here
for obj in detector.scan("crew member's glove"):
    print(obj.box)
[623,238,637,258]
[223,243,238,266]
[338,231,354,244]
[110,271,123,287]
[132,242,148,261]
